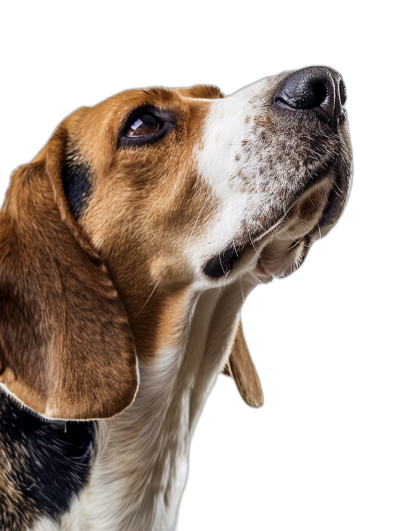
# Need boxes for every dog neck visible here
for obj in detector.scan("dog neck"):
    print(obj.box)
[61,278,254,531]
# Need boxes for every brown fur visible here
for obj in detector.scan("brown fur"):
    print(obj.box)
[0,129,139,420]
[223,320,263,407]
[0,84,252,420]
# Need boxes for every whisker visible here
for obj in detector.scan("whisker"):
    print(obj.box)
[184,194,214,252]
[247,269,263,284]
[244,220,262,259]
[308,195,317,210]
[280,226,303,243]
[240,277,245,304]
[133,280,160,320]
[287,238,302,250]
[257,220,267,231]
[333,182,344,195]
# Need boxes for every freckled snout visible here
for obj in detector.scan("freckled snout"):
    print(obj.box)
[196,66,352,281]
[274,66,347,128]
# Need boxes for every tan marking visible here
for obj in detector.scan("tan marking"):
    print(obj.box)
[78,87,220,361]
[0,427,39,529]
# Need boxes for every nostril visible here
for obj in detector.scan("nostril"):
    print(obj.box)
[312,81,328,107]
[339,78,346,106]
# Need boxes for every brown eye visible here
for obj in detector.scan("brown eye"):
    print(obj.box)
[126,114,160,137]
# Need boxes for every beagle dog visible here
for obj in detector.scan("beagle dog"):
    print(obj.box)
[0,67,352,531]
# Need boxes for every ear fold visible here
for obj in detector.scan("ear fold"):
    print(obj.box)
[223,320,264,408]
[0,127,139,420]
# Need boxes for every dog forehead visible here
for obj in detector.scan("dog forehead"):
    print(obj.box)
[64,88,179,141]
[69,84,222,130]
[61,85,222,172]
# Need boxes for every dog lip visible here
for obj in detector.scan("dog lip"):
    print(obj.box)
[203,158,348,281]
[203,246,242,278]
[318,180,344,228]
[202,214,288,279]
[255,237,312,279]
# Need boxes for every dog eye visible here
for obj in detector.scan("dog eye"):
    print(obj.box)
[126,114,161,137]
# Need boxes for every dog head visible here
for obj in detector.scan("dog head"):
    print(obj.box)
[0,67,352,420]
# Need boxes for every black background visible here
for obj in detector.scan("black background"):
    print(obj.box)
[1,15,380,531]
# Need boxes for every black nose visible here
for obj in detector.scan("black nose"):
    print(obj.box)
[274,67,346,127]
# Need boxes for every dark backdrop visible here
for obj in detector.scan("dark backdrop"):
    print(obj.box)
[1,23,374,531]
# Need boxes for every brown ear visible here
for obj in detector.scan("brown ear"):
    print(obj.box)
[0,127,139,420]
[223,320,263,408]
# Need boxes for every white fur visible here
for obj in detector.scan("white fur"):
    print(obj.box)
[192,76,274,274]
[197,77,270,196]
[30,72,339,531]
[46,277,258,531]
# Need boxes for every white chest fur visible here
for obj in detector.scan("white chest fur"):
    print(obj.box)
[35,280,254,531]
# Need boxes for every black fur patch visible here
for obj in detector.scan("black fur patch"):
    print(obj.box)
[61,154,93,220]
[0,390,95,526]
[203,246,241,278]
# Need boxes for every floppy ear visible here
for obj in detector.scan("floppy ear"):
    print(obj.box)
[0,127,139,420]
[223,320,263,408]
